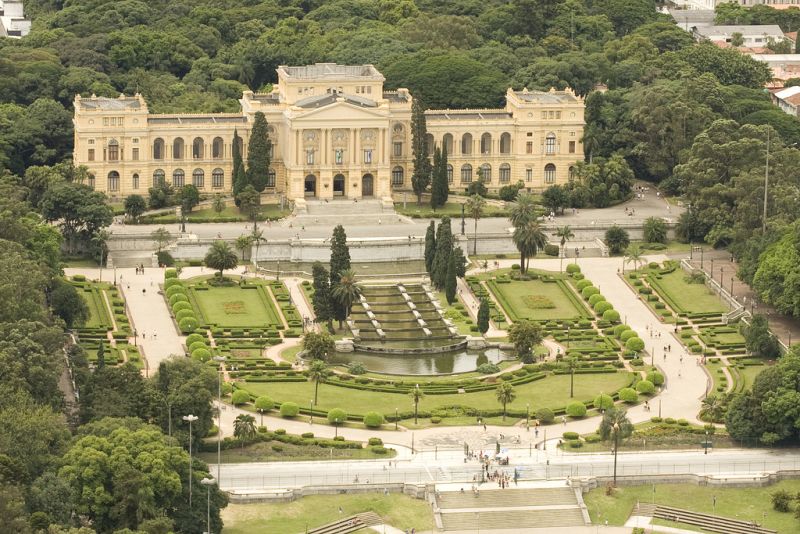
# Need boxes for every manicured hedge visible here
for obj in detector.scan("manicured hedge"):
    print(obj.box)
[280,402,300,417]
[231,390,250,405]
[566,401,587,418]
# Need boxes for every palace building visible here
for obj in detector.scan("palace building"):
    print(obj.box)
[72,63,585,201]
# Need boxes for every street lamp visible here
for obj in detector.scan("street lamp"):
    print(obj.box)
[334,418,340,438]
[526,403,530,428]
[395,408,398,431]
[133,329,138,348]
[310,399,314,425]
[183,414,199,507]
[612,421,620,487]
[200,478,215,534]
[212,355,226,485]
[566,325,570,349]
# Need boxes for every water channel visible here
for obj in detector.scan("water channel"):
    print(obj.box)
[330,347,512,376]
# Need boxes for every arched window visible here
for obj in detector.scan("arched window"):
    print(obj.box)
[461,133,473,155]
[500,132,512,154]
[212,168,224,189]
[173,138,185,160]
[107,171,120,191]
[461,164,472,183]
[499,163,511,183]
[192,168,204,188]
[153,138,165,160]
[443,134,453,155]
[545,133,556,155]
[212,137,224,159]
[447,164,453,184]
[132,173,140,190]
[544,163,556,183]
[266,168,276,188]
[173,169,185,187]
[481,133,492,155]
[479,163,491,182]
[153,169,165,186]
[107,139,119,161]
[568,166,575,181]
[192,137,204,159]
[392,166,404,186]
[235,135,244,157]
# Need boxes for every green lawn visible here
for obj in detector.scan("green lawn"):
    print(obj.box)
[79,287,110,329]
[488,278,591,322]
[189,284,282,328]
[280,345,302,363]
[395,201,510,218]
[705,358,729,395]
[737,363,768,390]
[583,480,800,532]
[145,204,290,223]
[222,494,434,533]
[197,441,395,463]
[241,371,632,421]
[648,270,727,315]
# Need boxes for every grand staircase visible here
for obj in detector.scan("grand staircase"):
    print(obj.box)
[303,511,383,534]
[291,198,405,226]
[634,503,776,534]
[435,485,588,532]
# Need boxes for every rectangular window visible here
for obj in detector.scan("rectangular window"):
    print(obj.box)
[334,149,343,164]
[555,112,561,119]
[546,136,556,154]
[447,166,453,184]
[132,148,139,161]
[549,111,555,119]
[392,167,404,186]
[132,174,139,189]
[118,117,124,126]
[266,169,276,188]
[393,142,402,157]
[364,149,372,164]
[541,112,547,119]
[88,149,95,162]
[526,168,532,182]
[527,132,533,137]
[499,166,511,183]
[568,141,576,154]
[132,138,139,144]
[306,149,315,165]
[108,144,119,161]
[267,144,273,158]
[103,117,109,126]
[108,175,119,191]
[526,142,533,154]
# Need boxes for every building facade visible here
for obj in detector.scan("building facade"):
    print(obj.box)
[73,63,585,201]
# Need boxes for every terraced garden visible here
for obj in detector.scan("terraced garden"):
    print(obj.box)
[484,271,593,323]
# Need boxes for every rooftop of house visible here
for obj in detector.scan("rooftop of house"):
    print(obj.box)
[774,85,800,100]
[76,95,143,111]
[750,53,800,63]
[294,93,378,109]
[696,25,786,38]
[512,88,580,104]
[277,63,384,81]
[426,111,512,121]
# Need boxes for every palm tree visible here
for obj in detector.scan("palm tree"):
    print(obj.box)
[510,193,537,227]
[91,229,111,281]
[512,220,547,274]
[204,240,239,280]
[212,194,226,216]
[235,234,252,262]
[598,408,633,486]
[233,414,257,449]
[623,243,644,274]
[250,228,267,273]
[331,269,361,329]
[556,225,574,273]
[409,385,425,424]
[700,395,723,423]
[567,356,578,398]
[308,359,329,405]
[496,382,517,421]
[466,194,486,255]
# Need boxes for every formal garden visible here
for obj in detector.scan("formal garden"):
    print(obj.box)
[69,275,142,368]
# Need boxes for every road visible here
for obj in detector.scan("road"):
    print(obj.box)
[214,447,800,491]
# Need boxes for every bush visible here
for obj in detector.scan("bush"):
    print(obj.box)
[166,284,186,298]
[588,294,605,306]
[185,333,206,346]
[771,490,792,512]
[568,440,583,448]
[164,268,178,279]
[188,341,207,353]
[363,411,384,428]
[231,390,250,405]
[477,362,501,374]
[179,317,198,333]
[177,309,197,322]
[544,244,560,256]
[618,388,638,403]
[430,416,442,424]
[594,394,614,410]
[613,324,631,338]
[254,396,274,412]
[581,286,599,298]
[584,434,601,443]
[576,279,592,291]
[371,445,388,454]
[625,337,645,352]
[169,293,188,306]
[347,361,367,375]
[566,264,581,274]
[327,408,347,425]
[72,274,86,282]
[301,432,314,439]
[535,407,555,424]
[280,402,300,418]
[636,380,655,394]
[368,437,383,446]
[603,309,621,323]
[563,431,580,440]
[191,348,211,362]
[595,301,613,315]
[566,402,587,418]
[157,250,175,267]
[511,264,520,270]
[646,371,664,386]
[619,330,637,342]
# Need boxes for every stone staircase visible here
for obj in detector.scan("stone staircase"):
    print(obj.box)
[650,504,776,534]
[290,198,407,226]
[304,512,383,534]
[436,486,588,532]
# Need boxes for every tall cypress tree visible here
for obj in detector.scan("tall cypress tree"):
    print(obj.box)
[477,298,490,334]
[311,261,334,328]
[232,129,246,200]
[424,221,436,275]
[430,146,444,209]
[246,112,271,192]
[445,250,457,304]
[329,224,351,288]
[410,97,432,205]
[439,144,449,205]
[432,217,453,290]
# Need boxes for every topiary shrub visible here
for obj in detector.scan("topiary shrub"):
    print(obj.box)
[231,390,250,405]
[254,396,274,412]
[477,362,501,374]
[185,333,205,346]
[430,416,442,424]
[166,285,186,298]
[179,317,198,333]
[169,293,188,306]
[563,431,580,440]
[566,402,587,418]
[646,371,664,386]
[371,445,388,454]
[625,337,645,352]
[588,294,605,306]
[566,264,581,274]
[618,387,638,403]
[177,309,196,322]
[347,361,367,375]
[164,278,182,290]
[172,301,192,314]
[363,411,384,428]
[164,268,178,279]
[511,264,520,270]
[636,380,655,394]
[603,309,621,323]
[613,324,630,338]
[620,330,637,342]
[584,434,601,443]
[568,440,583,448]
[301,432,314,439]
[595,301,613,315]
[188,341,207,353]
[581,286,599,299]
[368,437,383,446]
[72,274,86,282]
[576,279,592,291]
[191,348,211,362]
[594,394,614,410]
[535,407,555,424]
[327,408,347,425]
[280,402,300,418]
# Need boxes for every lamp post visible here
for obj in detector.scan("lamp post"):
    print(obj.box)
[183,414,199,507]
[612,421,620,487]
[461,204,466,235]
[212,355,226,485]
[730,276,735,298]
[335,418,340,438]
[310,399,314,425]
[395,408,398,431]
[566,325,570,349]
[705,430,709,455]
[133,329,138,348]
[709,259,714,280]
[200,478,215,534]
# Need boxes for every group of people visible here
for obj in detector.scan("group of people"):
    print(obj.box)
[134,264,146,274]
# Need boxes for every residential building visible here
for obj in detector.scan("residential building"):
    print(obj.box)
[0,0,31,38]
[772,85,800,115]
[693,24,789,47]
[750,53,800,83]
[73,63,585,200]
